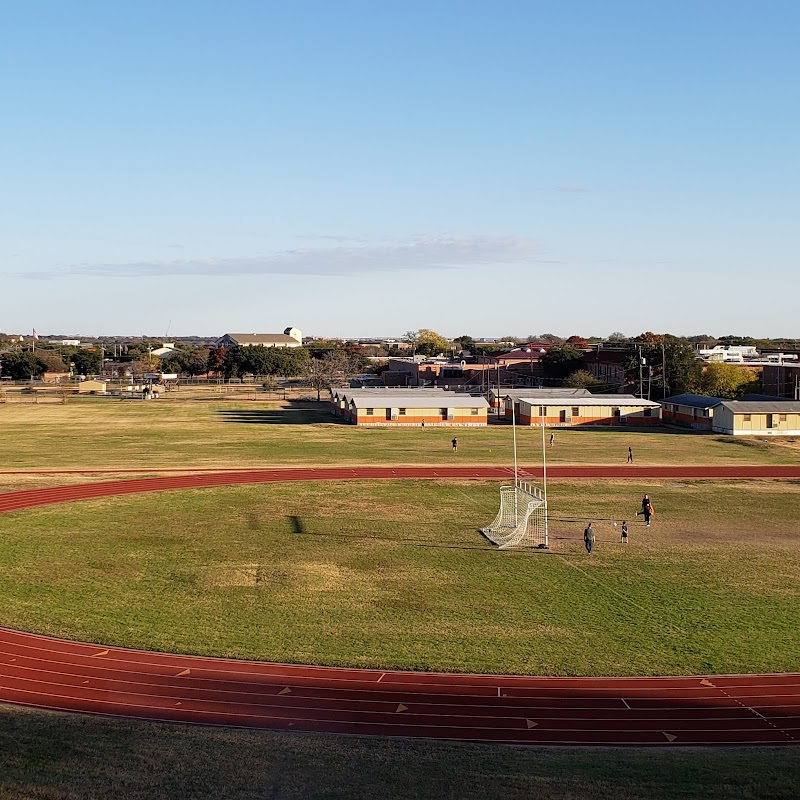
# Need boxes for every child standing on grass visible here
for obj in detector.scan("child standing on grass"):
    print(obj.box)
[451,437,458,452]
[620,520,628,544]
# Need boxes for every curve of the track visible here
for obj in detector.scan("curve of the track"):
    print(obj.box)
[1,465,800,747]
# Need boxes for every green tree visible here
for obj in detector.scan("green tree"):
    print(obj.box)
[623,336,700,398]
[541,344,583,379]
[168,347,210,376]
[564,369,600,388]
[1,350,41,379]
[538,333,565,345]
[69,349,103,376]
[453,335,476,353]
[697,363,758,399]
[222,346,309,380]
[404,329,450,357]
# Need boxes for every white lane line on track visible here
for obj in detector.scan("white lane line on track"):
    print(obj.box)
[6,647,798,702]
[0,686,787,741]
[621,698,631,709]
[0,669,780,722]
[1,653,755,701]
[713,684,798,743]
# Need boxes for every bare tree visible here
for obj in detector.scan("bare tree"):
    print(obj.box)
[305,350,360,401]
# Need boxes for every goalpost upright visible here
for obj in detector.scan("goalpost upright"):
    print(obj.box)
[480,395,548,549]
[540,403,549,549]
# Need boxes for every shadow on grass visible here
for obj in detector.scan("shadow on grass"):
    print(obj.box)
[283,515,558,553]
[2,705,799,799]
[217,404,346,425]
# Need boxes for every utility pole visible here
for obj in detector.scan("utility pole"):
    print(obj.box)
[638,347,644,398]
[661,343,667,398]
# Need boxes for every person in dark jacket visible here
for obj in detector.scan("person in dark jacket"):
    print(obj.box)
[584,522,595,554]
[636,495,653,527]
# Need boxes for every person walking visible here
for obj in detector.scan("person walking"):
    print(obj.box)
[627,446,633,463]
[583,522,595,554]
[451,436,458,453]
[620,520,629,544]
[421,419,425,429]
[549,432,555,447]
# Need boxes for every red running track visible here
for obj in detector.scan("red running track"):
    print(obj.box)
[1,629,799,746]
[2,464,800,515]
[1,465,800,746]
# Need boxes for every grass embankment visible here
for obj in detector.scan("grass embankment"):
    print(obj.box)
[2,705,799,800]
[0,400,799,472]
[2,479,798,676]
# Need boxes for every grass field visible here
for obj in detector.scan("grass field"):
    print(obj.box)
[2,479,799,676]
[2,704,799,800]
[1,399,799,472]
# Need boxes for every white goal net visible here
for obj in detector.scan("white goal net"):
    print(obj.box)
[481,480,548,549]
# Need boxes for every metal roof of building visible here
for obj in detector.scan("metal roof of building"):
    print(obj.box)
[516,395,661,407]
[223,333,300,344]
[335,387,463,394]
[498,388,592,398]
[349,395,490,409]
[719,401,800,413]
[661,394,725,409]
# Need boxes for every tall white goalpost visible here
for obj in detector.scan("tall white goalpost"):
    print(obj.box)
[481,401,549,549]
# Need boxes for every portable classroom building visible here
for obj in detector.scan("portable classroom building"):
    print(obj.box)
[711,401,800,436]
[660,394,724,430]
[494,387,592,415]
[330,388,488,426]
[508,395,661,426]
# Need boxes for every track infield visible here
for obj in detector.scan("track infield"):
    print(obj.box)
[1,464,799,747]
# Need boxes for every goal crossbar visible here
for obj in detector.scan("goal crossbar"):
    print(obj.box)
[481,480,548,549]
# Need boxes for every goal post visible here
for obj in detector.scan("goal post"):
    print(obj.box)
[481,480,548,549]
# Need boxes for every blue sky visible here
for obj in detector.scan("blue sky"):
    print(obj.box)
[2,0,798,338]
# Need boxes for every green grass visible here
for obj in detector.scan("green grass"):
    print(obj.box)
[2,705,799,800]
[2,479,799,676]
[1,400,799,471]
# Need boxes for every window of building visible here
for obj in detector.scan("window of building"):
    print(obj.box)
[571,407,579,416]
[471,408,479,415]
[743,414,751,422]
[366,408,374,416]
[780,414,787,422]
[643,409,652,417]
[399,408,406,416]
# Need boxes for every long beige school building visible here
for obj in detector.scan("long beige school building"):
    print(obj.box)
[330,388,489,426]
[712,401,800,436]
[505,395,661,426]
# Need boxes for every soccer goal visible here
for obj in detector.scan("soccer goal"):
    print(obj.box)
[481,480,548,549]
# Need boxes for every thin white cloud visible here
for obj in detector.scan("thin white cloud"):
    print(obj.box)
[21,235,542,280]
